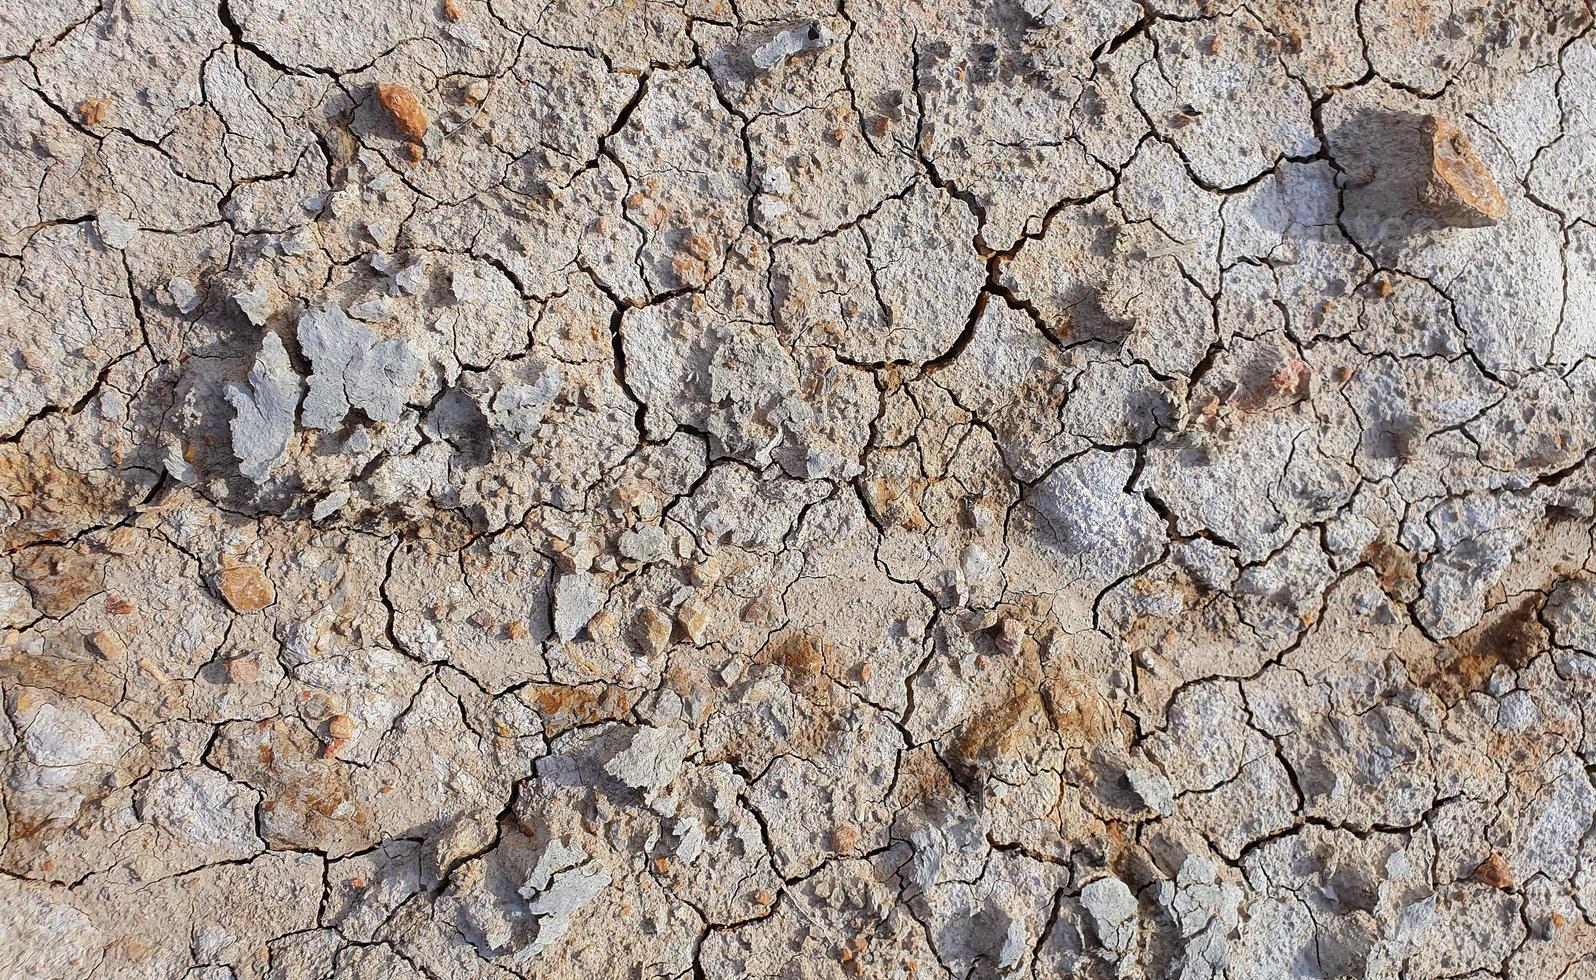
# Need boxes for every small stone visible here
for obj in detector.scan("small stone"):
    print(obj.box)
[586,608,618,641]
[1125,766,1176,816]
[1474,852,1513,889]
[996,617,1026,655]
[95,213,137,249]
[742,592,772,623]
[1022,0,1064,26]
[226,656,259,683]
[348,298,392,321]
[1484,665,1514,697]
[163,446,197,484]
[341,430,371,455]
[1081,875,1139,958]
[78,97,110,125]
[689,554,719,586]
[376,82,429,142]
[312,491,349,521]
[393,257,430,294]
[604,726,689,792]
[752,21,837,71]
[552,572,604,642]
[216,564,275,613]
[1418,114,1507,227]
[618,525,668,563]
[831,823,860,853]
[635,607,673,656]
[232,283,271,326]
[168,277,200,313]
[676,599,709,645]
[86,629,124,658]
[327,714,357,740]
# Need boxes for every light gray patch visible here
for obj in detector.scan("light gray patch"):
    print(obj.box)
[297,301,422,430]
[224,332,302,483]
[751,21,836,71]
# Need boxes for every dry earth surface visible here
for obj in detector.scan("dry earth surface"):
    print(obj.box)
[4,0,1596,977]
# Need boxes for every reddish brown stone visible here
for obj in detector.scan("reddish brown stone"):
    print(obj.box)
[1474,852,1513,889]
[217,564,275,613]
[1419,114,1508,227]
[376,82,429,142]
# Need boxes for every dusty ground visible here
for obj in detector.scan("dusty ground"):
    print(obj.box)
[4,0,1596,977]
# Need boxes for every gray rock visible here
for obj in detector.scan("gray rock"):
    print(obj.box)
[232,283,271,327]
[751,22,836,71]
[1125,767,1175,817]
[1081,875,1139,963]
[225,332,302,482]
[603,726,689,792]
[551,571,604,642]
[298,301,423,430]
[617,525,667,563]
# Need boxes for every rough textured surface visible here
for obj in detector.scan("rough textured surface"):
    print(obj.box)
[3,2,1596,978]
